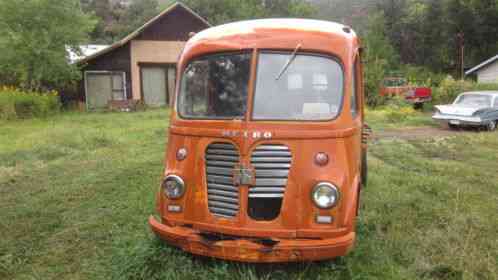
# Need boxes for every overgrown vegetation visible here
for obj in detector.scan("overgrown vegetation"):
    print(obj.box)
[433,77,498,104]
[0,0,95,90]
[1,110,496,279]
[0,87,61,120]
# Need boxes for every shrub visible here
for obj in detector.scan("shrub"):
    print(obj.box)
[0,86,61,120]
[377,95,417,123]
[432,76,498,104]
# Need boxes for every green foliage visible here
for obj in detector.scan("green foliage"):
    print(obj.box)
[376,0,498,73]
[362,12,398,107]
[179,0,316,25]
[0,0,96,90]
[432,77,498,104]
[0,87,61,120]
[368,95,419,123]
[399,64,446,87]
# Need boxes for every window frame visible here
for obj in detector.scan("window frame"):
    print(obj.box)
[350,57,360,118]
[250,50,346,122]
[176,50,253,121]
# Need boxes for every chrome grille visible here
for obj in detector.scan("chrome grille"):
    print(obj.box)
[205,143,239,218]
[250,144,291,198]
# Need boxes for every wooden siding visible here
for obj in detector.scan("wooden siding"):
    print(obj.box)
[477,61,498,83]
[135,5,209,41]
[81,43,132,100]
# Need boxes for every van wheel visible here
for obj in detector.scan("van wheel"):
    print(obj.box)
[487,121,497,131]
[361,151,368,187]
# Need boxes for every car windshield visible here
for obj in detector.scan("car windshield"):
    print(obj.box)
[253,52,344,120]
[383,78,407,87]
[455,94,492,107]
[177,52,251,119]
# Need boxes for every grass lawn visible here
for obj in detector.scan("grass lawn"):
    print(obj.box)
[0,109,497,279]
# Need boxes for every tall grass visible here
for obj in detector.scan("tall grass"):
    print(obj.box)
[0,110,496,279]
[0,86,61,120]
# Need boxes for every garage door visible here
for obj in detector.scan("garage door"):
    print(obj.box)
[86,72,125,109]
[142,67,167,107]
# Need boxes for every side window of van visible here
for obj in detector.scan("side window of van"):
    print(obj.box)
[350,59,359,118]
[494,97,498,108]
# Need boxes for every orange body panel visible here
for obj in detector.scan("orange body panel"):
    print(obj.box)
[149,19,366,262]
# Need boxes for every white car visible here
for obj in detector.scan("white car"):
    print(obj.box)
[432,91,498,131]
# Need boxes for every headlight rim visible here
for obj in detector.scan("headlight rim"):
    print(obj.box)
[162,174,185,199]
[311,182,340,209]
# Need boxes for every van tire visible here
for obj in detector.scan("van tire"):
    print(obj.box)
[361,151,368,187]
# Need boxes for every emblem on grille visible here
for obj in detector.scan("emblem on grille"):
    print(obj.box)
[232,164,256,185]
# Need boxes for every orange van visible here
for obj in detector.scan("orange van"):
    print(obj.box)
[149,19,367,262]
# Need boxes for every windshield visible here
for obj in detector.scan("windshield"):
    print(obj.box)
[383,78,407,87]
[253,52,344,120]
[178,52,251,119]
[455,94,492,107]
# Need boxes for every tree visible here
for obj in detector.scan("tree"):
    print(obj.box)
[0,0,96,90]
[114,0,159,40]
[362,11,399,106]
[179,0,316,25]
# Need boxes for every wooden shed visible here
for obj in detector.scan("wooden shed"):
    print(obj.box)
[77,2,210,109]
[465,54,498,84]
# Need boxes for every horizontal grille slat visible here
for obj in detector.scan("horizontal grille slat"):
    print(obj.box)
[207,183,238,192]
[209,200,239,210]
[251,163,291,169]
[206,161,236,168]
[252,151,292,157]
[206,142,239,218]
[209,207,238,216]
[255,169,289,177]
[249,193,284,198]
[207,175,233,185]
[206,166,233,176]
[208,143,238,150]
[254,178,288,186]
[206,149,239,156]
[206,154,239,162]
[250,143,291,207]
[254,145,290,151]
[251,157,292,163]
[208,194,239,204]
[208,189,238,198]
[249,187,286,193]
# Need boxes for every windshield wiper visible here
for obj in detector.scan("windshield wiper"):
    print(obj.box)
[275,43,302,81]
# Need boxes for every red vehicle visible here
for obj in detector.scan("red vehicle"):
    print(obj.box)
[379,77,432,108]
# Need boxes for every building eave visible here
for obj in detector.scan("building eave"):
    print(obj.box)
[465,54,498,76]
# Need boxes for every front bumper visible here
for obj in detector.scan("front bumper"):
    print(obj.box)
[149,216,355,263]
[432,114,483,126]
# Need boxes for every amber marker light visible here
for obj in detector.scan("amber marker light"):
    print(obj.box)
[314,152,329,166]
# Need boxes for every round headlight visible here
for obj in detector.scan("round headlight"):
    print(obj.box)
[312,182,340,209]
[162,175,185,199]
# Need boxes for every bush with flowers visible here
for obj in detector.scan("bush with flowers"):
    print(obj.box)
[0,86,61,120]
